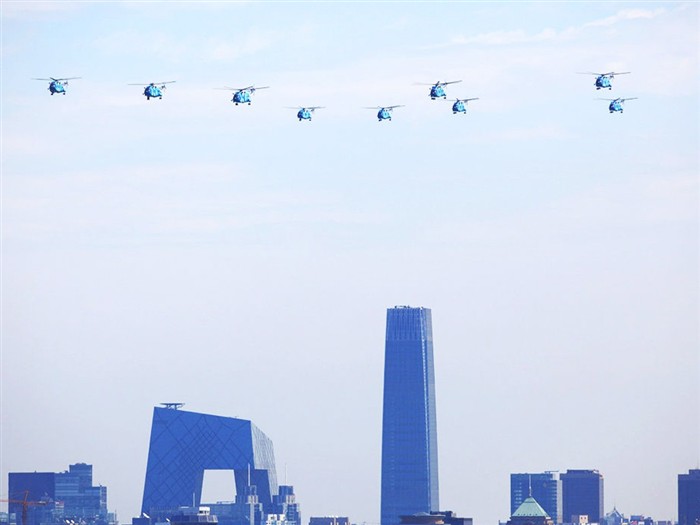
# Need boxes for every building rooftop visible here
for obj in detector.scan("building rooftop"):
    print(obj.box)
[512,497,551,518]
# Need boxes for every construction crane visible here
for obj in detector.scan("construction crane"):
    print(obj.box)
[0,491,49,525]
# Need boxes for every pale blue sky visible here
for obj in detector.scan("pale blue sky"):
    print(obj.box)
[1,2,698,525]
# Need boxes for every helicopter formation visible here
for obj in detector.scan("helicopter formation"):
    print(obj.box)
[576,71,638,114]
[33,73,637,118]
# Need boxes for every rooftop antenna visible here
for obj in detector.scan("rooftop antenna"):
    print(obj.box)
[285,463,288,485]
[528,474,532,498]
[161,403,185,410]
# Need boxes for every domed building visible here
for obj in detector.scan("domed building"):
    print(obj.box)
[507,497,554,525]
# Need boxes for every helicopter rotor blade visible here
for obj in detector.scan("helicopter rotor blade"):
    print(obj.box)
[386,105,405,109]
[441,80,462,86]
[32,78,53,81]
[621,97,638,102]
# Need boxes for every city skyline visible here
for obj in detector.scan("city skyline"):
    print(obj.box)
[2,2,697,525]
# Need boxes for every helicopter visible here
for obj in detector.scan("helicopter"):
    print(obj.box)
[600,97,638,113]
[448,97,479,114]
[217,85,269,105]
[365,105,404,122]
[128,81,176,100]
[288,106,324,121]
[579,71,630,90]
[416,80,462,100]
[33,77,81,95]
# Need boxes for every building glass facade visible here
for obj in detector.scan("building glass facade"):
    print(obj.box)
[561,470,603,523]
[140,406,277,522]
[678,469,700,525]
[8,464,110,525]
[272,486,300,525]
[511,472,562,523]
[380,306,439,525]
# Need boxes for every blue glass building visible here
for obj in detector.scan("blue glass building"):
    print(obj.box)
[511,473,562,523]
[140,406,277,521]
[678,469,700,525]
[380,306,439,525]
[8,464,110,525]
[561,470,603,523]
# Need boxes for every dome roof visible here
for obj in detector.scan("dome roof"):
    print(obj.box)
[512,497,551,519]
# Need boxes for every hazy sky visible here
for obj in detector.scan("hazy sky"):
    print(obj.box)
[1,2,698,525]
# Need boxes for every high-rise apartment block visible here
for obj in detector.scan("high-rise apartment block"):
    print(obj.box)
[511,472,562,523]
[380,306,439,525]
[678,469,700,525]
[561,470,603,523]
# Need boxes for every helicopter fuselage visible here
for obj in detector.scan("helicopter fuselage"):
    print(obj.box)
[297,109,313,121]
[430,85,446,99]
[144,84,163,100]
[233,90,252,105]
[609,99,624,113]
[452,100,467,114]
[377,108,392,121]
[49,81,66,95]
[595,75,613,90]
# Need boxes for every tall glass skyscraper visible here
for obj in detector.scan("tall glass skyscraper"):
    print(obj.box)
[380,306,439,525]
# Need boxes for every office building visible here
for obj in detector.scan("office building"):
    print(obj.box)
[561,470,603,523]
[380,306,439,525]
[140,405,278,523]
[679,469,700,525]
[511,472,562,523]
[273,486,300,525]
[8,464,110,525]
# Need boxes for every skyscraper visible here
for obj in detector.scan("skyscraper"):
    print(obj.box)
[561,470,603,523]
[380,306,439,525]
[678,469,700,525]
[511,472,562,523]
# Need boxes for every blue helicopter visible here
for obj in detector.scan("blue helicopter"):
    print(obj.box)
[364,105,405,122]
[447,97,479,114]
[129,81,176,100]
[600,97,637,113]
[579,71,630,90]
[33,76,81,95]
[416,80,462,100]
[288,106,324,121]
[218,85,269,105]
